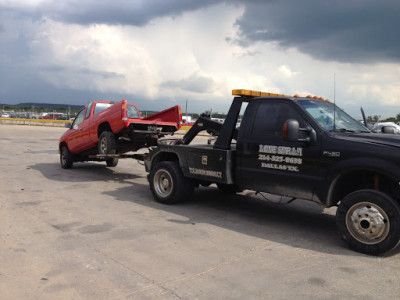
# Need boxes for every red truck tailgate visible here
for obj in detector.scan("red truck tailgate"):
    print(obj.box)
[143,105,182,129]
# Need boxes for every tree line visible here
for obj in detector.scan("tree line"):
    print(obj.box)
[367,113,400,123]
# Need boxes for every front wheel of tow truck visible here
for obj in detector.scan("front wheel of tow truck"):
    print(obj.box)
[149,161,194,204]
[98,131,119,167]
[336,189,400,255]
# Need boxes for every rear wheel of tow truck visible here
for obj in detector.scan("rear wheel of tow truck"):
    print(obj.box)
[98,131,119,167]
[336,189,400,255]
[149,161,194,204]
[60,146,73,169]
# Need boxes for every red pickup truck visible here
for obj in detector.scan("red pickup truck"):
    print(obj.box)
[59,100,182,168]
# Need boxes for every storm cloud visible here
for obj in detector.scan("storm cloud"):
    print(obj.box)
[235,0,400,63]
[1,0,400,117]
[1,0,220,26]
[162,73,217,93]
[3,0,398,64]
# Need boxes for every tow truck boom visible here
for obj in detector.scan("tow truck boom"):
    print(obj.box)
[180,95,251,148]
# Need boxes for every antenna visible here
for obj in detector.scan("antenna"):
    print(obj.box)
[333,73,336,131]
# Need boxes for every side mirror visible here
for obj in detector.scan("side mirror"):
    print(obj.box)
[283,119,317,144]
[382,126,395,134]
[283,119,299,141]
[307,128,317,144]
[65,123,72,129]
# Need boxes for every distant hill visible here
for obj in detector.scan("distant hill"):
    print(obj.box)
[1,102,163,116]
[5,103,85,110]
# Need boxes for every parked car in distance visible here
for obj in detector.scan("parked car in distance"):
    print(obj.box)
[39,113,65,120]
[373,122,400,134]
[1,113,10,118]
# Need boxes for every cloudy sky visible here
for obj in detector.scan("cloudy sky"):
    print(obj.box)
[1,0,400,117]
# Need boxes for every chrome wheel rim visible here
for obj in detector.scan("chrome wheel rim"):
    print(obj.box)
[345,201,390,244]
[100,137,108,153]
[61,149,67,165]
[154,169,173,198]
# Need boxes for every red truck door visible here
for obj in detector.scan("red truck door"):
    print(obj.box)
[67,108,86,153]
[73,103,93,152]
[67,104,94,153]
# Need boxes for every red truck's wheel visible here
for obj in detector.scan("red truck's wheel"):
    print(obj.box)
[106,158,119,167]
[60,146,73,169]
[98,131,119,167]
[149,161,194,204]
[336,189,400,255]
[98,131,117,154]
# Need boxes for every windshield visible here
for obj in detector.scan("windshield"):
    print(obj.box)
[298,100,369,133]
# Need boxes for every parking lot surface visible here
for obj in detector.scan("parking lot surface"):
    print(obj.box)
[1,124,400,299]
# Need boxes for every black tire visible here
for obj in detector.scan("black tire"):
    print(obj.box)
[98,131,117,155]
[149,161,194,204]
[336,189,400,255]
[106,158,119,167]
[60,146,73,169]
[217,183,242,194]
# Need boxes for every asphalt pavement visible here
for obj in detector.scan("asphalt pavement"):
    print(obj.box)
[1,124,399,299]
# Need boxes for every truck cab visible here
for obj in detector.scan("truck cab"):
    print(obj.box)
[234,93,392,206]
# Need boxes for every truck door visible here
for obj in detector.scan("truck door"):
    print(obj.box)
[67,108,86,153]
[237,100,322,200]
[75,102,93,151]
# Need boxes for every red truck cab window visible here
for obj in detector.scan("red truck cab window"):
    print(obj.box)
[94,102,113,115]
[127,105,140,119]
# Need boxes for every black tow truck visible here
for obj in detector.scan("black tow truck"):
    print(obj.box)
[144,89,400,255]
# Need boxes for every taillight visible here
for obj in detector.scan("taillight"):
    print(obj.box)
[122,99,128,121]
[178,107,183,124]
